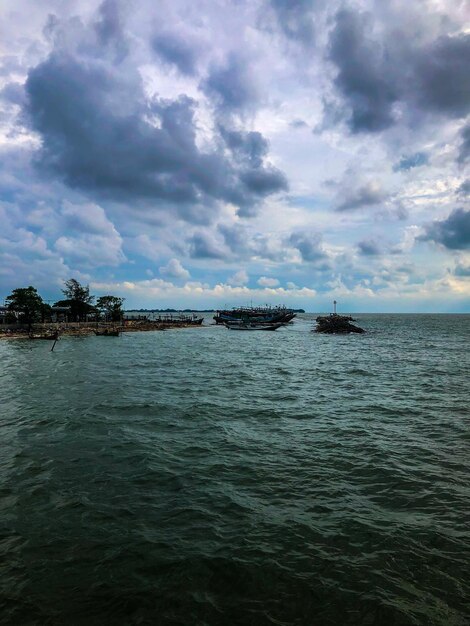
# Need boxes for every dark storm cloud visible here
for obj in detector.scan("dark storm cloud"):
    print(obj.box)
[357,239,381,256]
[218,127,288,216]
[458,124,470,164]
[328,9,470,134]
[413,34,470,117]
[328,9,398,133]
[202,53,258,113]
[27,56,204,204]
[393,152,428,172]
[240,169,288,196]
[219,127,268,167]
[152,32,199,76]
[269,0,317,47]
[24,45,287,220]
[419,208,470,250]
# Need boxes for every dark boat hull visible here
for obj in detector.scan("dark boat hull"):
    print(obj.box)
[224,322,283,331]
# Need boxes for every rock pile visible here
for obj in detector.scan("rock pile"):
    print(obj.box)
[315,314,365,334]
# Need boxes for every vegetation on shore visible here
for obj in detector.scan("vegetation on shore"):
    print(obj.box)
[4,279,125,325]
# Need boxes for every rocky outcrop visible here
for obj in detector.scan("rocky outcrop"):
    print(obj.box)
[315,314,365,334]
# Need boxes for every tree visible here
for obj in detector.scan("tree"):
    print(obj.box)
[62,279,94,304]
[6,286,44,330]
[96,296,125,322]
[57,278,96,321]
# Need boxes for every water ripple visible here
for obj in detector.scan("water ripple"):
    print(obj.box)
[0,314,469,625]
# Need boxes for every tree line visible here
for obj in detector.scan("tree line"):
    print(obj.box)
[4,279,125,327]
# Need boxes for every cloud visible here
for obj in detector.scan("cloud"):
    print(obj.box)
[335,181,386,212]
[152,31,199,76]
[94,0,129,61]
[188,232,225,259]
[61,201,116,235]
[26,56,210,210]
[412,34,470,118]
[454,262,470,277]
[0,81,27,107]
[22,12,287,222]
[0,0,469,312]
[289,118,308,129]
[218,223,250,256]
[457,179,470,196]
[159,258,190,280]
[217,223,286,262]
[239,169,288,203]
[269,0,318,47]
[202,52,259,114]
[458,124,470,164]
[288,231,327,262]
[54,231,125,267]
[257,276,280,287]
[419,208,470,250]
[327,8,470,134]
[357,239,382,256]
[328,9,399,133]
[220,127,269,167]
[393,152,428,172]
[228,270,248,286]
[218,127,288,215]
[91,277,317,307]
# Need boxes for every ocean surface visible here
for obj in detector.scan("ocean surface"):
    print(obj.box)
[0,314,469,625]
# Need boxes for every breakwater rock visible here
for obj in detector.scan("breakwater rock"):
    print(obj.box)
[315,314,365,334]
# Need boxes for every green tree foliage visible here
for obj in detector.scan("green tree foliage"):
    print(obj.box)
[54,278,96,321]
[96,296,125,321]
[5,286,44,328]
[62,278,94,304]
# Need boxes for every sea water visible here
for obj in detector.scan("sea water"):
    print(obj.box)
[0,314,469,625]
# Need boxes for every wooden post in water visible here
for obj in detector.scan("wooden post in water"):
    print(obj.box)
[50,331,59,352]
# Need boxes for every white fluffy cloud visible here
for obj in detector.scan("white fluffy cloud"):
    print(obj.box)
[257,276,280,287]
[228,270,249,286]
[159,258,190,280]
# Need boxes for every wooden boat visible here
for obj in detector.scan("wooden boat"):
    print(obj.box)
[214,307,296,325]
[29,331,59,340]
[224,321,283,331]
[189,317,204,325]
[94,328,121,336]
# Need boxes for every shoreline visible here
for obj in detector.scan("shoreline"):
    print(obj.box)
[0,321,206,340]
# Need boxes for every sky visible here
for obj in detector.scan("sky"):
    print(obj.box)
[0,0,469,312]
